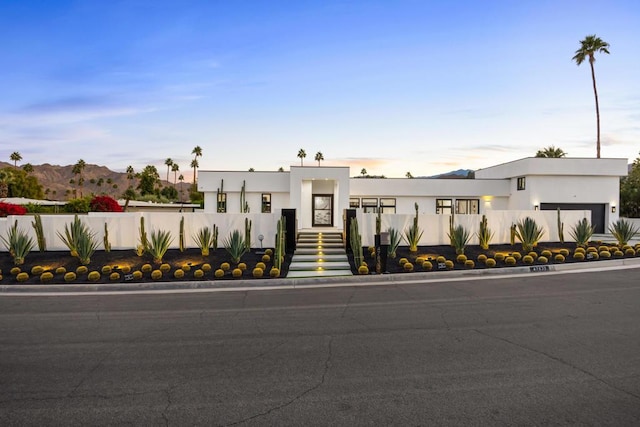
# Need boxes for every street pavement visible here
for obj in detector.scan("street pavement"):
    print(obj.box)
[1,268,640,425]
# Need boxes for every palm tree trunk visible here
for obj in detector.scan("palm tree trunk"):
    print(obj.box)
[589,59,601,158]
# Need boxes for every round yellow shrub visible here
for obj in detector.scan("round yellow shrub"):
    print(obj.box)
[444,260,454,270]
[625,248,636,256]
[613,250,624,258]
[193,269,204,279]
[598,245,609,252]
[64,272,76,282]
[485,258,496,268]
[574,247,586,255]
[522,255,534,265]
[40,272,54,283]
[436,256,446,263]
[358,265,369,275]
[368,246,375,253]
[174,269,185,279]
[109,272,120,281]
[132,270,143,280]
[31,266,44,275]
[232,268,242,278]
[505,256,516,265]
[11,267,21,276]
[589,252,600,260]
[76,266,88,275]
[265,248,273,256]
[202,263,212,272]
[599,250,611,259]
[540,250,552,258]
[238,263,247,271]
[88,271,101,282]
[511,252,522,260]
[456,254,467,264]
[256,262,266,270]
[141,264,152,273]
[151,270,162,280]
[622,244,632,251]
[527,252,538,259]
[261,254,271,263]
[477,254,487,263]
[398,258,408,266]
[270,267,280,278]
[120,266,131,274]
[422,261,433,271]
[221,262,230,271]
[403,262,414,272]
[573,252,585,261]
[494,253,505,261]
[159,263,171,273]
[253,267,264,278]
[465,260,475,269]
[101,266,112,275]
[554,254,565,263]
[55,267,67,275]
[214,269,225,278]
[415,256,425,264]
[537,256,548,264]
[559,249,570,257]
[181,264,191,272]
[587,246,598,253]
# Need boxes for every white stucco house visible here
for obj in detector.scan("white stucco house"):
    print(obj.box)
[198,157,628,234]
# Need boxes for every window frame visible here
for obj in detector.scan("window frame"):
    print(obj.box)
[349,197,360,209]
[517,177,526,191]
[261,193,271,213]
[436,198,452,215]
[217,193,227,213]
[361,197,378,214]
[455,199,479,214]
[379,198,396,214]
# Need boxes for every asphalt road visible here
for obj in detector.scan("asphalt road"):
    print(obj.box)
[1,268,640,426]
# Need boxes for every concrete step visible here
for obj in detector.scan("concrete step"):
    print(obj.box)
[286,269,353,278]
[297,241,343,247]
[294,248,346,255]
[289,261,351,271]
[292,254,348,262]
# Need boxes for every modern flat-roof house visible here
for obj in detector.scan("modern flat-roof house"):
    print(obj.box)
[198,157,628,234]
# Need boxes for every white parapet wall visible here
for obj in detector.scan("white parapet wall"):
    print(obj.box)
[0,212,280,252]
[356,210,591,247]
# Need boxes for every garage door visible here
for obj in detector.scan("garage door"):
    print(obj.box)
[540,203,606,234]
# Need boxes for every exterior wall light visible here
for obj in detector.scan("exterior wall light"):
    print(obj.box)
[534,205,539,210]
[611,206,616,213]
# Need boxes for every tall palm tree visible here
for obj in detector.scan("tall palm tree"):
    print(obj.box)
[361,168,367,177]
[178,174,185,201]
[535,146,567,158]
[72,159,86,197]
[164,158,173,183]
[171,163,179,187]
[191,146,203,191]
[190,159,199,192]
[297,149,306,166]
[314,151,324,166]
[10,152,22,168]
[573,35,610,159]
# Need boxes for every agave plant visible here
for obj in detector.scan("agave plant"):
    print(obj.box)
[147,229,173,264]
[404,203,423,252]
[193,226,215,256]
[477,214,493,250]
[75,230,99,265]
[609,219,639,246]
[57,215,89,257]
[514,217,545,252]
[387,227,402,259]
[448,224,471,255]
[224,230,248,264]
[569,218,595,248]
[1,220,35,265]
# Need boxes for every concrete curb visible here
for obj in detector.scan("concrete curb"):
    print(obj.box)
[2,257,640,295]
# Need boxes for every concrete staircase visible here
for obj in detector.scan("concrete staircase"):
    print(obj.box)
[286,231,353,278]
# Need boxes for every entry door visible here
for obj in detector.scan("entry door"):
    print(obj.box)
[312,194,333,226]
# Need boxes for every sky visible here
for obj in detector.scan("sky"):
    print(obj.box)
[1,0,639,181]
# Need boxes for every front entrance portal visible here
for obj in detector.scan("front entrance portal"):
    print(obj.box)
[312,194,333,226]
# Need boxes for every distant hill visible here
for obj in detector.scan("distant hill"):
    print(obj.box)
[421,169,474,179]
[0,162,178,201]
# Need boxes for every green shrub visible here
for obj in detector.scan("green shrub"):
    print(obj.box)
[485,258,496,267]
[448,225,471,255]
[87,271,101,282]
[477,214,493,250]
[569,218,595,248]
[609,219,639,246]
[387,227,402,259]
[1,220,35,266]
[193,226,215,256]
[514,217,545,252]
[404,203,423,252]
[224,230,248,264]
[148,229,173,264]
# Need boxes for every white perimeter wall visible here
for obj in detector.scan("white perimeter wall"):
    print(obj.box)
[355,210,590,247]
[0,213,280,252]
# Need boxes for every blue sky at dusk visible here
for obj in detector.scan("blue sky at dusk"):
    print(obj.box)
[1,0,639,180]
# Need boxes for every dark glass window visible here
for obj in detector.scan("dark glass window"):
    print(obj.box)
[261,193,271,213]
[436,199,452,215]
[217,193,227,213]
